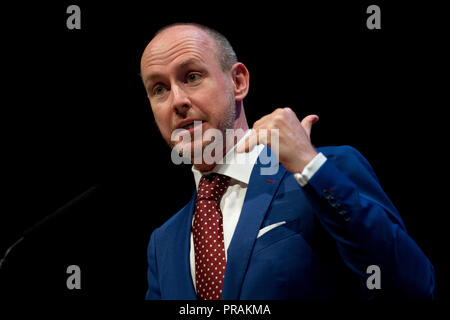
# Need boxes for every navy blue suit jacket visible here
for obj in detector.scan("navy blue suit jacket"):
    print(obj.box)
[146,145,435,300]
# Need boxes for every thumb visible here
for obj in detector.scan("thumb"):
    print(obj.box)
[300,114,319,138]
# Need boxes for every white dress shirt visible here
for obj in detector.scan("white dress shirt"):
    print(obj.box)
[189,129,327,291]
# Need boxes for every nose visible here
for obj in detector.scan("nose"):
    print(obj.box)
[171,84,191,116]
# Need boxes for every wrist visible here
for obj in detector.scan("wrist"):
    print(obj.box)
[293,152,327,187]
[293,149,319,173]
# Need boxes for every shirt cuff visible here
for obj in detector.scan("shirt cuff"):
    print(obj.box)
[293,152,327,187]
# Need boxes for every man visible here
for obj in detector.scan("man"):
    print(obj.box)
[140,23,435,300]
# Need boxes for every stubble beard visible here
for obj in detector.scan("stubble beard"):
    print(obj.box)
[173,91,236,162]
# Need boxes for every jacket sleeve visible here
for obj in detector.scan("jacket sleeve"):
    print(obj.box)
[145,229,162,300]
[306,145,435,299]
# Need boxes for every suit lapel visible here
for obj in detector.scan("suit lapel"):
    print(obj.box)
[171,193,197,299]
[222,147,287,299]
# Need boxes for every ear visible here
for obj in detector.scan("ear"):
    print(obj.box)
[230,63,250,101]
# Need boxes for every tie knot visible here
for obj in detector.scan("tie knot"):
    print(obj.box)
[196,173,230,202]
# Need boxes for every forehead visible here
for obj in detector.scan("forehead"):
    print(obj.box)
[141,26,218,73]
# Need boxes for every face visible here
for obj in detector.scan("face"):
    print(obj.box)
[140,26,236,159]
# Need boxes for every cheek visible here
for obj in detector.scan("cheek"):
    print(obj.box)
[192,80,232,120]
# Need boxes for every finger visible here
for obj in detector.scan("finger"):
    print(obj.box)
[236,130,260,153]
[300,114,319,138]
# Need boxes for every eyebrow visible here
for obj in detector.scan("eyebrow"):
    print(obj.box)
[143,73,162,85]
[143,58,204,85]
[178,58,203,68]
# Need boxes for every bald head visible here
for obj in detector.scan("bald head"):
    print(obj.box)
[141,23,237,75]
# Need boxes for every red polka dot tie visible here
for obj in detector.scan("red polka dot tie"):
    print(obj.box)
[192,173,231,300]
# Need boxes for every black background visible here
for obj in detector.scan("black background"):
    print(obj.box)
[0,0,448,310]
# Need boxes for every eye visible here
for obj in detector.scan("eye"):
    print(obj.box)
[186,72,201,83]
[152,85,166,96]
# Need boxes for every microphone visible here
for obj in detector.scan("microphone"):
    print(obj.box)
[0,184,101,270]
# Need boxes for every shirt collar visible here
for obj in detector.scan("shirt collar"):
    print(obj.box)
[192,129,264,189]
